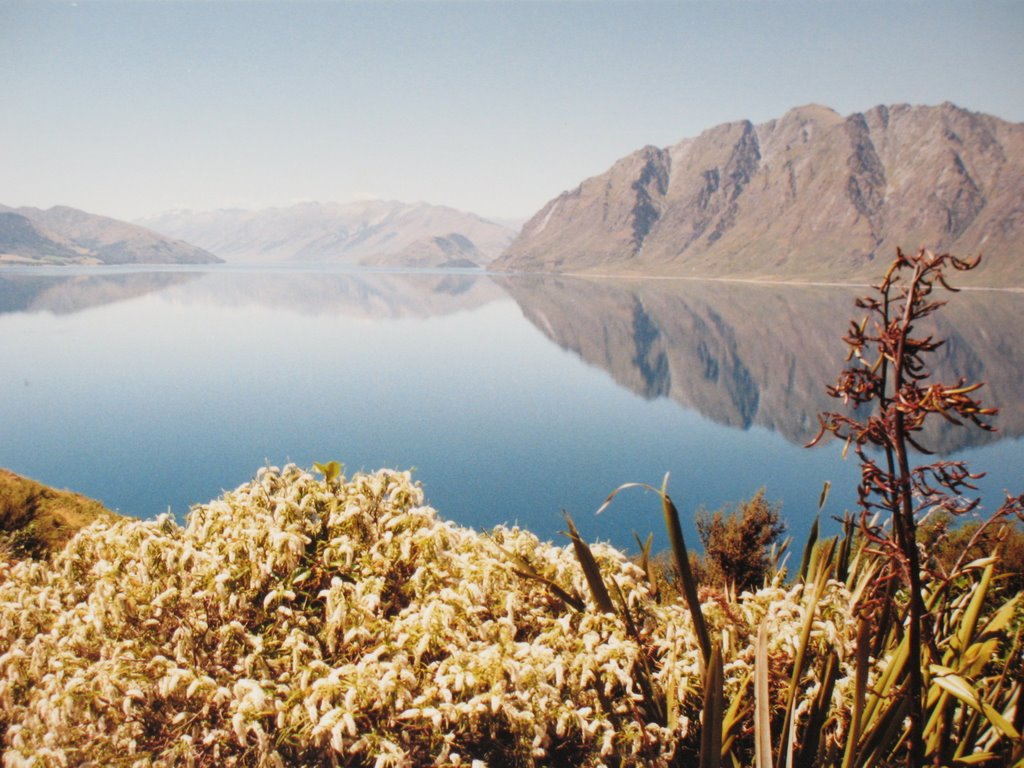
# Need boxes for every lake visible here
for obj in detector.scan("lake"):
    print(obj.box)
[2,265,1022,555]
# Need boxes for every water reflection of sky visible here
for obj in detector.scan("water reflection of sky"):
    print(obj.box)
[1,268,1020,554]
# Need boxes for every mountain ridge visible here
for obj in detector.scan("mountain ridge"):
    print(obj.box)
[138,200,517,265]
[0,205,221,266]
[494,103,1024,285]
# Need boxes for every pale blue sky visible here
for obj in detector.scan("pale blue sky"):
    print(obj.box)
[2,1,1022,221]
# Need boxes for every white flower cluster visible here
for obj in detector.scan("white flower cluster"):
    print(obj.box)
[0,465,859,766]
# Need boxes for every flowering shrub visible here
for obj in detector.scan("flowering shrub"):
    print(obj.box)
[0,465,859,767]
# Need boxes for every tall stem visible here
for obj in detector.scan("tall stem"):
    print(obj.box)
[891,264,926,768]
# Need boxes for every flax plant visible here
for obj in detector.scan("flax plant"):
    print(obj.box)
[566,249,1024,768]
[809,247,1024,766]
[574,477,860,767]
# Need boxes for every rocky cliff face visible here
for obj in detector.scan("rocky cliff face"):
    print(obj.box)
[0,205,221,266]
[495,104,1024,285]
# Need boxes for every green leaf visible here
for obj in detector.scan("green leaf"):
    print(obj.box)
[953,753,999,765]
[721,676,750,763]
[313,460,342,484]
[633,531,660,600]
[979,592,1021,637]
[842,614,873,768]
[931,667,1021,740]
[799,651,839,764]
[818,480,831,510]
[798,514,820,582]
[956,562,994,653]
[776,559,832,768]
[754,622,773,768]
[666,644,679,732]
[979,701,1020,741]
[563,512,614,614]
[961,638,1000,679]
[490,538,585,613]
[659,475,712,666]
[700,642,724,768]
[596,476,711,665]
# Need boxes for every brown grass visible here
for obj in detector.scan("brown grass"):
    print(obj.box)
[0,468,117,560]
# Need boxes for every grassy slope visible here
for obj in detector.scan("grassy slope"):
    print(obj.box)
[0,468,117,559]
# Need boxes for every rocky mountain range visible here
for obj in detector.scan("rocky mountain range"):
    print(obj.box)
[495,103,1024,285]
[138,200,517,266]
[0,205,221,266]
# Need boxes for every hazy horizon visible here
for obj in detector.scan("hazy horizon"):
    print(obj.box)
[2,1,1022,223]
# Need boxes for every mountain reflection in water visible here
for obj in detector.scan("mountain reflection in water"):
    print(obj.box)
[498,275,1024,454]
[0,271,199,315]
[0,269,500,320]
[1,267,1021,551]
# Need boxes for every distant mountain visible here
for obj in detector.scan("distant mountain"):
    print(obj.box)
[494,103,1024,285]
[360,233,484,269]
[138,200,517,265]
[0,211,93,264]
[0,205,221,266]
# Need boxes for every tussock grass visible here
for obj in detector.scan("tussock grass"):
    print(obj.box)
[0,468,116,561]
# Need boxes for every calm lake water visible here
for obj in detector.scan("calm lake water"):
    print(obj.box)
[2,266,1022,554]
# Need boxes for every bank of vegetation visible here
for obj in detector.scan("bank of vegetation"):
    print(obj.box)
[0,250,1021,767]
[0,469,115,561]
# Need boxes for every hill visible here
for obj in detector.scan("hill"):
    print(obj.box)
[494,103,1024,285]
[0,463,1018,765]
[360,232,484,269]
[0,211,95,264]
[0,468,117,560]
[0,204,221,266]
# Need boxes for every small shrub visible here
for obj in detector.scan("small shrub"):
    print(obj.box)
[919,511,1024,596]
[694,489,785,593]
